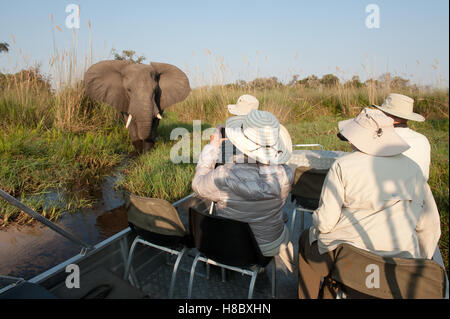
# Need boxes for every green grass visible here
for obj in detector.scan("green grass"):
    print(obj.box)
[115,142,196,202]
[410,118,449,267]
[115,111,212,201]
[0,123,132,224]
[0,69,135,224]
[172,84,449,124]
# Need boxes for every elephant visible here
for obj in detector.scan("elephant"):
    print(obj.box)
[84,60,191,153]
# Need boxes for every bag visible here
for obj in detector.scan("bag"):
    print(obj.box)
[330,244,447,299]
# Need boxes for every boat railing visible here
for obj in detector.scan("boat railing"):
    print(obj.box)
[28,192,196,285]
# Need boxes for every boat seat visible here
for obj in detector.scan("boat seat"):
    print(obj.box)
[290,166,329,238]
[0,282,57,299]
[123,194,193,298]
[187,207,276,299]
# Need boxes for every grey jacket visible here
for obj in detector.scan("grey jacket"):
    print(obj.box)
[192,144,294,255]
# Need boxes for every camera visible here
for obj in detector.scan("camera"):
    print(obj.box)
[215,126,237,167]
[337,132,348,142]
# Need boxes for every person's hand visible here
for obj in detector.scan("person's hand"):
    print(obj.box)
[210,126,227,148]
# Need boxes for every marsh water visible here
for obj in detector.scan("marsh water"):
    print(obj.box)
[0,175,129,280]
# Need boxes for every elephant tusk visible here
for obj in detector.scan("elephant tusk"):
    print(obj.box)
[156,113,163,120]
[125,114,132,128]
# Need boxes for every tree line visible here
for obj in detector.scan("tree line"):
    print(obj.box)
[0,46,420,91]
[230,73,414,90]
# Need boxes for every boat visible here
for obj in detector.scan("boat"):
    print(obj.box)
[0,192,296,299]
[0,146,448,300]
[1,191,448,300]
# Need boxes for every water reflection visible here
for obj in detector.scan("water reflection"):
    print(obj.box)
[95,206,128,240]
[0,175,128,280]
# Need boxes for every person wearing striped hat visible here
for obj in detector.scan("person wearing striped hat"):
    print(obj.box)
[192,110,295,271]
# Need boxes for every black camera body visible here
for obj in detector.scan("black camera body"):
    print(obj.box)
[215,126,237,167]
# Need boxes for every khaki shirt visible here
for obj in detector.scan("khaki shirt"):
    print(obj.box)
[395,127,431,181]
[309,151,441,259]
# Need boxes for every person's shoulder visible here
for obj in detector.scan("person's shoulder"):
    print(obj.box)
[412,129,430,143]
[332,152,379,176]
[280,164,295,183]
[408,128,431,149]
[334,151,367,165]
[396,127,430,142]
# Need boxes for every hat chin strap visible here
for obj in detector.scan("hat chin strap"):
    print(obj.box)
[240,124,280,153]
[247,144,282,155]
[363,112,385,138]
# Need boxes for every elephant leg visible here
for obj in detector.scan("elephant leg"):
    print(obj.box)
[132,140,144,154]
[143,139,155,152]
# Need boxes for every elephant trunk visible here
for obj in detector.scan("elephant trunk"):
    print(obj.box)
[128,97,157,142]
[136,120,153,141]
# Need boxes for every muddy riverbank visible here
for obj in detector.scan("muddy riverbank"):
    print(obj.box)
[0,175,129,280]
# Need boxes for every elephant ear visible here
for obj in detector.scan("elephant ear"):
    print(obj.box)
[84,60,130,112]
[151,62,191,110]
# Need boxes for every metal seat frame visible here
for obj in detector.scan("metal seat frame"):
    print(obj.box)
[187,252,276,299]
[123,236,187,298]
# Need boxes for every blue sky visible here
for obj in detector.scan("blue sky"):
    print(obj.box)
[0,0,448,87]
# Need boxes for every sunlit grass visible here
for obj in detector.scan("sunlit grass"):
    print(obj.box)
[0,123,132,224]
[172,84,448,126]
[116,142,196,202]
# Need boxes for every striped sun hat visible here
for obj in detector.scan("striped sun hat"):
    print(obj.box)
[225,110,292,165]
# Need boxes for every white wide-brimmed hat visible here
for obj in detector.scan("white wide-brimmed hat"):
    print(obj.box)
[225,110,292,165]
[372,93,425,122]
[227,94,259,116]
[338,108,410,157]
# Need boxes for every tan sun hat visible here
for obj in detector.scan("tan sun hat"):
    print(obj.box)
[372,93,425,122]
[225,110,292,165]
[227,94,259,116]
[338,108,410,157]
